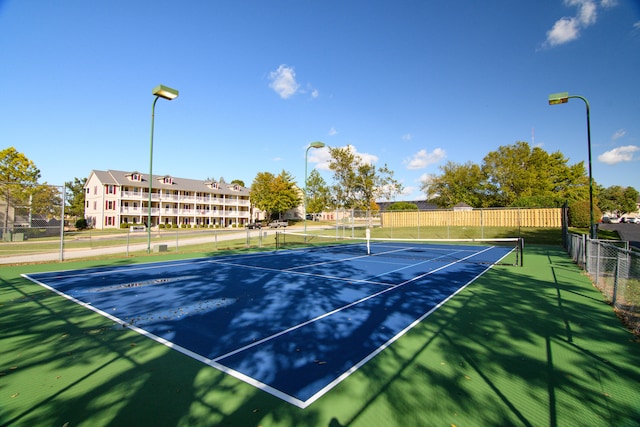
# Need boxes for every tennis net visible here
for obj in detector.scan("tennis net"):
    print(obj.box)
[275,231,523,266]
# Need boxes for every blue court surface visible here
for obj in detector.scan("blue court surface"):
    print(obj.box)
[23,241,515,408]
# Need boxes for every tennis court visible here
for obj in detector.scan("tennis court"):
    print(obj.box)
[3,238,640,426]
[22,235,520,408]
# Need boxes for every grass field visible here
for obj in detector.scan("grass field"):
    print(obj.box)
[2,238,639,426]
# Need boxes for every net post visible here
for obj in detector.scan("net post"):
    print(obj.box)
[518,237,524,267]
[366,228,371,255]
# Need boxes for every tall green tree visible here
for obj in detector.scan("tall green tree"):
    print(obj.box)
[482,141,588,207]
[0,147,41,231]
[249,170,301,219]
[305,169,330,214]
[327,146,403,209]
[598,185,639,215]
[66,177,87,218]
[422,141,591,208]
[328,146,359,208]
[31,184,62,220]
[421,161,489,208]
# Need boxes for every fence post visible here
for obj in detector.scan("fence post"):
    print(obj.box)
[612,252,620,306]
[59,183,65,262]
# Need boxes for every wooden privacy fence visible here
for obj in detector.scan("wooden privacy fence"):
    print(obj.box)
[380,208,562,228]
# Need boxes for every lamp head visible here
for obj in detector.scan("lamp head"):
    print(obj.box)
[548,92,569,105]
[152,84,179,100]
[309,141,325,149]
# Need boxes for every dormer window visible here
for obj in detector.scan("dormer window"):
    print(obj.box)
[233,184,240,191]
[130,173,142,182]
[162,176,173,185]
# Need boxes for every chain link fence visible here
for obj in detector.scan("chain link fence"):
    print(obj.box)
[565,232,640,335]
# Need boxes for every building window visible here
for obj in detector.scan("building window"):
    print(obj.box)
[94,186,98,195]
[93,201,97,210]
[106,185,116,194]
[105,200,116,210]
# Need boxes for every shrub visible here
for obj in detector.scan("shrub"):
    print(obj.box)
[158,224,165,229]
[568,200,602,228]
[75,218,88,230]
[387,202,419,211]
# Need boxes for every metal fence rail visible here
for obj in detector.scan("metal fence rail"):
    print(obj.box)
[565,232,639,335]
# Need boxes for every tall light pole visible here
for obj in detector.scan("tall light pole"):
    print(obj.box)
[304,141,325,235]
[548,92,596,239]
[148,84,179,253]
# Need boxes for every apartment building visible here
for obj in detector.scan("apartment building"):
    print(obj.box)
[84,170,251,230]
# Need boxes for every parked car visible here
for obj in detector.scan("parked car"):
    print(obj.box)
[602,216,620,224]
[268,220,288,228]
[246,222,262,229]
[625,217,640,224]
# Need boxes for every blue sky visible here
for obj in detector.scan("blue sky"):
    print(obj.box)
[1,1,639,201]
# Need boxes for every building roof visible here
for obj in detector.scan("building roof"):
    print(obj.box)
[86,170,250,196]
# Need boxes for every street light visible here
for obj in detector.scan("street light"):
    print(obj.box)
[548,92,596,239]
[148,84,179,253]
[304,141,325,235]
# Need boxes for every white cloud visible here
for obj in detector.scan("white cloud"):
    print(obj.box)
[612,129,626,140]
[546,17,581,46]
[402,133,413,141]
[328,127,338,136]
[543,0,615,47]
[401,186,416,196]
[597,145,640,164]
[268,64,299,99]
[307,148,329,167]
[404,148,446,170]
[311,88,319,98]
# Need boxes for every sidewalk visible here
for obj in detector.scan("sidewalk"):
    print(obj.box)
[0,228,277,265]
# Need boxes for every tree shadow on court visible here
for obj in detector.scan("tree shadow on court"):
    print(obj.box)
[3,245,640,426]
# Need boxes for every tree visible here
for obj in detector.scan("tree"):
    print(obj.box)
[422,141,591,208]
[422,161,488,208]
[374,164,404,203]
[0,147,41,232]
[305,169,330,214]
[387,201,418,211]
[327,146,403,210]
[230,179,245,188]
[249,170,301,219]
[622,187,639,214]
[66,177,87,218]
[31,184,62,219]
[568,200,602,228]
[598,185,639,215]
[328,146,359,208]
[482,141,588,207]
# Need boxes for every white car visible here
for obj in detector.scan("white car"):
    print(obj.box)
[626,217,640,224]
[602,216,620,224]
